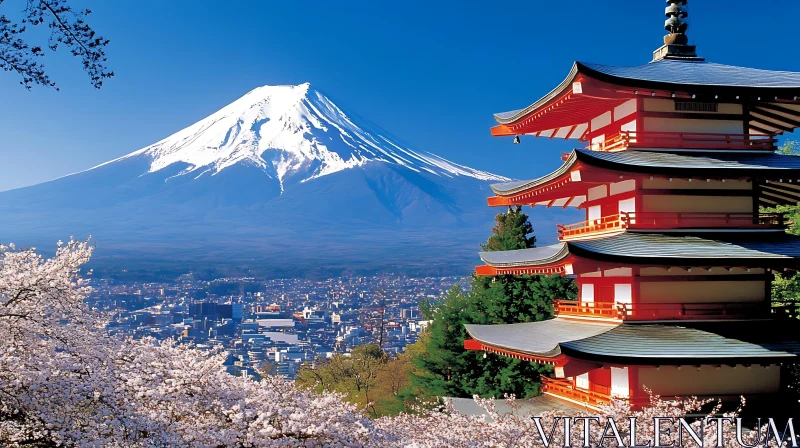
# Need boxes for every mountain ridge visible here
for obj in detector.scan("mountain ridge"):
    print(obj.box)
[0,83,573,276]
[99,82,507,190]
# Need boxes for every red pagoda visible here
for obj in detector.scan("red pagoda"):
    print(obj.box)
[464,1,800,411]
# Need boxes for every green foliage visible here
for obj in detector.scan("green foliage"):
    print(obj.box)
[469,274,573,325]
[772,272,800,302]
[761,154,800,302]
[412,207,576,399]
[765,141,800,410]
[296,344,386,416]
[777,140,800,156]
[414,285,474,398]
[761,202,800,301]
[302,206,578,406]
[296,343,430,418]
[481,206,536,251]
[761,203,800,236]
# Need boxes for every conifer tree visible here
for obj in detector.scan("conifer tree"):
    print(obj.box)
[413,206,576,399]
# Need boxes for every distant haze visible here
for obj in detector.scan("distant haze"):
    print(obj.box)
[0,84,575,278]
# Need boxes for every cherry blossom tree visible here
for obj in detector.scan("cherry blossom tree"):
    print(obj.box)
[0,240,390,446]
[0,239,784,447]
[377,393,788,448]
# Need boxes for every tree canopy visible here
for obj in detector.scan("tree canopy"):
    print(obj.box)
[296,341,431,418]
[0,0,113,89]
[412,206,576,399]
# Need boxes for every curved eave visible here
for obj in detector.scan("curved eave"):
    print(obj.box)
[568,232,800,268]
[490,152,577,196]
[478,233,800,276]
[560,321,800,365]
[464,318,618,360]
[466,320,800,366]
[577,61,800,98]
[479,243,569,268]
[575,149,800,178]
[488,152,626,208]
[494,63,580,126]
[489,149,800,209]
[492,60,800,136]
[493,149,800,194]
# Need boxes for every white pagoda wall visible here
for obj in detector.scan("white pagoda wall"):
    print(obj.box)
[643,118,744,135]
[640,178,754,214]
[641,195,753,213]
[641,99,745,135]
[638,267,766,304]
[641,178,751,190]
[639,281,766,303]
[636,365,780,397]
[642,99,743,115]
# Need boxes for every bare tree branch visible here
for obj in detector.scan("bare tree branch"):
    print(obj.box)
[0,0,112,90]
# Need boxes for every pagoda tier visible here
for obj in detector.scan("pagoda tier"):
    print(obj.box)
[464,319,800,410]
[491,59,800,148]
[488,148,800,210]
[478,232,800,275]
[470,232,800,408]
[465,319,800,369]
[472,4,800,412]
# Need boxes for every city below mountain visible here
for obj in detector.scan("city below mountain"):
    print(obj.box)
[0,83,572,278]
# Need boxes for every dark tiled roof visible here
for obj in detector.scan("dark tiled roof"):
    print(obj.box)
[579,60,800,90]
[490,150,800,197]
[479,243,567,267]
[577,149,800,174]
[568,232,800,263]
[562,320,800,363]
[480,233,800,267]
[494,64,581,124]
[464,318,617,358]
[494,59,800,125]
[490,152,577,195]
[466,319,800,364]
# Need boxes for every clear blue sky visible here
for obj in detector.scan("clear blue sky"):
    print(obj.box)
[2,0,800,192]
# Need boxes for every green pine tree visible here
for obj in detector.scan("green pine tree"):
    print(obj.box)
[481,206,536,251]
[412,206,576,399]
[762,141,800,302]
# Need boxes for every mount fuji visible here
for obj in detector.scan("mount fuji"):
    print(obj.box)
[0,83,571,277]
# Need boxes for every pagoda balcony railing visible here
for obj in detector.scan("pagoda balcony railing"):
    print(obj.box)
[557,214,627,240]
[622,212,785,230]
[542,377,664,409]
[599,131,777,152]
[558,212,785,240]
[553,300,620,319]
[554,300,779,321]
[541,377,611,408]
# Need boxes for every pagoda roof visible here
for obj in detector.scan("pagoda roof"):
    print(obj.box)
[464,318,616,358]
[582,59,800,92]
[480,243,567,268]
[561,320,800,363]
[490,152,581,196]
[467,319,800,364]
[492,59,800,137]
[480,232,800,269]
[576,149,800,175]
[490,149,800,207]
[495,60,800,125]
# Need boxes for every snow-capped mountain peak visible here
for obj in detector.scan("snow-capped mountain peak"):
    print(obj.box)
[0,83,574,273]
[116,83,506,190]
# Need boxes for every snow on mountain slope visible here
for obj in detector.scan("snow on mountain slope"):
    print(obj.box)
[100,83,506,192]
[0,83,577,275]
